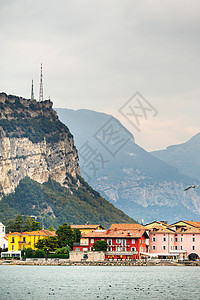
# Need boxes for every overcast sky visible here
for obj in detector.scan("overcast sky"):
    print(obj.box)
[0,0,200,151]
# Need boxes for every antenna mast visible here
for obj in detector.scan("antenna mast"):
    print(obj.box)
[31,79,34,101]
[39,63,44,102]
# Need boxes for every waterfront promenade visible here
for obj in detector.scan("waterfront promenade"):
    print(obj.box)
[1,259,200,267]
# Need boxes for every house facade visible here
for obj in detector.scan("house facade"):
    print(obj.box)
[7,230,57,252]
[0,222,8,249]
[70,224,104,234]
[73,224,149,260]
[146,220,200,260]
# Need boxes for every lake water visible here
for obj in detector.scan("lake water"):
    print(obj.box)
[1,265,200,299]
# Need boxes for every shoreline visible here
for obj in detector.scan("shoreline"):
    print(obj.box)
[1,260,200,267]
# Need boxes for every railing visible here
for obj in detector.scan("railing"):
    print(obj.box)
[18,241,31,244]
[106,251,138,255]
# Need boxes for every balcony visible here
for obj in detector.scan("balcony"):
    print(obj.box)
[106,251,138,255]
[18,241,31,245]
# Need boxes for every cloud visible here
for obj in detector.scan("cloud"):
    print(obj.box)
[0,0,200,150]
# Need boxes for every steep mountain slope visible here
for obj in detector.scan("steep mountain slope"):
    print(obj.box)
[56,108,200,223]
[151,133,200,181]
[0,177,135,228]
[0,93,136,228]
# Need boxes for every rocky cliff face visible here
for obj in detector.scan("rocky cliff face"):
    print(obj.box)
[0,93,80,197]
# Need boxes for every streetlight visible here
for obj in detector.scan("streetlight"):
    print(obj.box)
[46,248,49,261]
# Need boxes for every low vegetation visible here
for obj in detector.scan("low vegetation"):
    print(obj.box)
[0,177,135,229]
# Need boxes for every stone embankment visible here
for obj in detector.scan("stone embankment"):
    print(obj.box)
[1,259,200,267]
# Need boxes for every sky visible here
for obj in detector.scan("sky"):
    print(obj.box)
[0,0,200,151]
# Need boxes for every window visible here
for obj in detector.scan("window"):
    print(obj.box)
[175,237,178,242]
[2,227,4,232]
[108,247,112,251]
[171,246,173,250]
[152,246,156,250]
[131,247,136,251]
[12,245,14,251]
[174,246,178,250]
[83,248,88,251]
[23,237,26,242]
[75,248,80,251]
[132,239,135,244]
[91,239,94,244]
[152,237,156,242]
[122,239,126,246]
[101,239,105,241]
[162,237,167,242]
[171,237,173,242]
[3,244,5,249]
[116,239,121,244]
[192,246,196,251]
[192,237,196,242]
[107,239,112,246]
[180,237,184,242]
[12,237,14,243]
[180,246,183,250]
[162,246,166,250]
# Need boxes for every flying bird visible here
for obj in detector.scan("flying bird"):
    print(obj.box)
[184,185,196,191]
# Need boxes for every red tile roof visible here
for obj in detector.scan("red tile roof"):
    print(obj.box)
[83,229,147,239]
[7,230,57,237]
[169,220,200,228]
[183,221,200,228]
[148,225,175,234]
[109,224,145,230]
[70,224,103,230]
[176,227,200,234]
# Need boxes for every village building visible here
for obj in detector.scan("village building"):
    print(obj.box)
[73,224,149,261]
[145,220,200,260]
[1,229,56,259]
[0,222,8,250]
[70,223,104,234]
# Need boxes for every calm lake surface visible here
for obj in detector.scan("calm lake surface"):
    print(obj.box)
[1,265,200,300]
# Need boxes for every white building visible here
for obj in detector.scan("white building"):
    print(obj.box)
[0,222,8,250]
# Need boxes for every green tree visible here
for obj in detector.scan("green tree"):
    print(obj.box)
[23,216,32,231]
[35,236,59,251]
[73,228,81,243]
[30,220,41,231]
[7,214,24,232]
[55,246,71,255]
[48,224,55,231]
[22,247,35,258]
[93,240,108,252]
[56,223,75,249]
[34,249,45,258]
[6,215,41,233]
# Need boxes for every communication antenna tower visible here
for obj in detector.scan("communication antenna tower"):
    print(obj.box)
[39,63,44,102]
[31,79,34,101]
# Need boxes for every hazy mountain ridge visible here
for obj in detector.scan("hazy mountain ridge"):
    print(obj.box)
[151,133,200,181]
[56,108,200,223]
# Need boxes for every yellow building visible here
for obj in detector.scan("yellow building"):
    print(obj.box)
[145,221,169,229]
[7,230,57,252]
[70,224,104,234]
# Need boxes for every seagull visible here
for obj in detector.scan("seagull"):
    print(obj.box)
[184,185,196,191]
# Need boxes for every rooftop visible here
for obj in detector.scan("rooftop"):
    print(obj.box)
[83,229,147,239]
[7,230,57,237]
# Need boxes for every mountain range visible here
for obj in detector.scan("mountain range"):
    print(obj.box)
[56,108,200,224]
[151,133,200,181]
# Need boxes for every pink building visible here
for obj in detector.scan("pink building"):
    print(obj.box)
[146,220,200,260]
